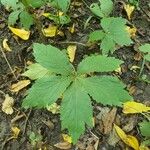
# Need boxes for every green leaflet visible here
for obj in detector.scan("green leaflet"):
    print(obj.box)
[139,43,150,62]
[61,79,93,143]
[20,11,34,29]
[33,43,74,75]
[89,30,105,42]
[139,121,150,137]
[90,0,113,18]
[26,0,46,8]
[77,55,123,74]
[8,10,21,25]
[22,75,72,108]
[79,76,132,106]
[22,63,51,80]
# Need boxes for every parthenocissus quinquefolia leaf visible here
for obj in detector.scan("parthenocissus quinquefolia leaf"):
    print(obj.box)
[22,43,133,143]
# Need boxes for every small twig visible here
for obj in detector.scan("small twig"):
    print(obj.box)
[59,41,87,46]
[22,109,32,135]
[0,46,17,80]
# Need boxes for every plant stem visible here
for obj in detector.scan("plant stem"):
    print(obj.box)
[139,58,145,77]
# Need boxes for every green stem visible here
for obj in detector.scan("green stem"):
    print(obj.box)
[139,58,145,77]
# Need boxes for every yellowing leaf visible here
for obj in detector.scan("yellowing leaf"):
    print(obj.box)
[2,94,14,115]
[54,142,71,149]
[46,103,60,114]
[2,39,12,51]
[11,80,31,92]
[42,26,64,37]
[8,26,30,40]
[123,101,150,114]
[11,127,20,139]
[126,26,137,38]
[62,134,72,143]
[67,45,77,62]
[42,13,50,17]
[124,4,135,20]
[139,146,149,150]
[69,24,75,33]
[114,124,139,150]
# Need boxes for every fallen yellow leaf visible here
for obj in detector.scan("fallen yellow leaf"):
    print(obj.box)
[124,4,135,20]
[46,103,60,114]
[123,101,150,114]
[11,80,31,92]
[2,38,12,51]
[9,26,30,40]
[69,24,75,34]
[62,134,72,144]
[11,127,20,139]
[126,26,137,38]
[42,25,64,37]
[114,124,139,150]
[2,94,14,115]
[67,45,77,62]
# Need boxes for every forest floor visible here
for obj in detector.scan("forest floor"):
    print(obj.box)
[0,0,150,150]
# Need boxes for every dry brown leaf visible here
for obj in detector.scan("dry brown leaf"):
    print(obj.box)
[11,127,20,139]
[2,38,12,51]
[67,45,77,62]
[114,124,139,150]
[123,101,150,114]
[9,26,30,40]
[103,108,117,134]
[54,142,71,149]
[11,80,31,92]
[42,25,64,37]
[2,94,14,115]
[124,4,135,20]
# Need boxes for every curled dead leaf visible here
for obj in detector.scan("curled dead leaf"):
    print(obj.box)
[42,25,64,37]
[11,127,20,139]
[67,45,77,62]
[124,4,135,20]
[2,38,12,51]
[9,26,30,40]
[114,124,139,150]
[54,142,71,149]
[11,80,31,92]
[123,101,150,114]
[2,94,14,115]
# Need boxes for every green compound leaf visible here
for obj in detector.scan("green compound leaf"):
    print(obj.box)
[22,63,51,80]
[77,55,123,74]
[89,30,105,42]
[139,43,150,61]
[80,76,132,106]
[90,0,113,18]
[8,10,21,25]
[22,75,72,108]
[33,43,74,75]
[20,11,34,29]
[61,79,93,144]
[101,17,132,44]
[139,121,150,138]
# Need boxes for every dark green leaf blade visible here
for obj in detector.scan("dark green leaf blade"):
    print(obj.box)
[77,55,123,74]
[139,121,150,137]
[8,10,21,25]
[61,79,93,143]
[80,76,132,106]
[22,75,72,108]
[33,43,74,75]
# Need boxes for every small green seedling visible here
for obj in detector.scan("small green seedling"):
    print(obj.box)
[89,17,132,55]
[22,43,132,143]
[90,0,113,18]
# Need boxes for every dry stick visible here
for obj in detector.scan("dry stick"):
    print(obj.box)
[59,41,87,47]
[0,46,17,80]
[22,109,32,135]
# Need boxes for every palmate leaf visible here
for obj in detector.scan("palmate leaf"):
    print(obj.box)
[77,55,123,74]
[22,75,72,108]
[33,43,74,75]
[79,76,132,106]
[61,79,93,143]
